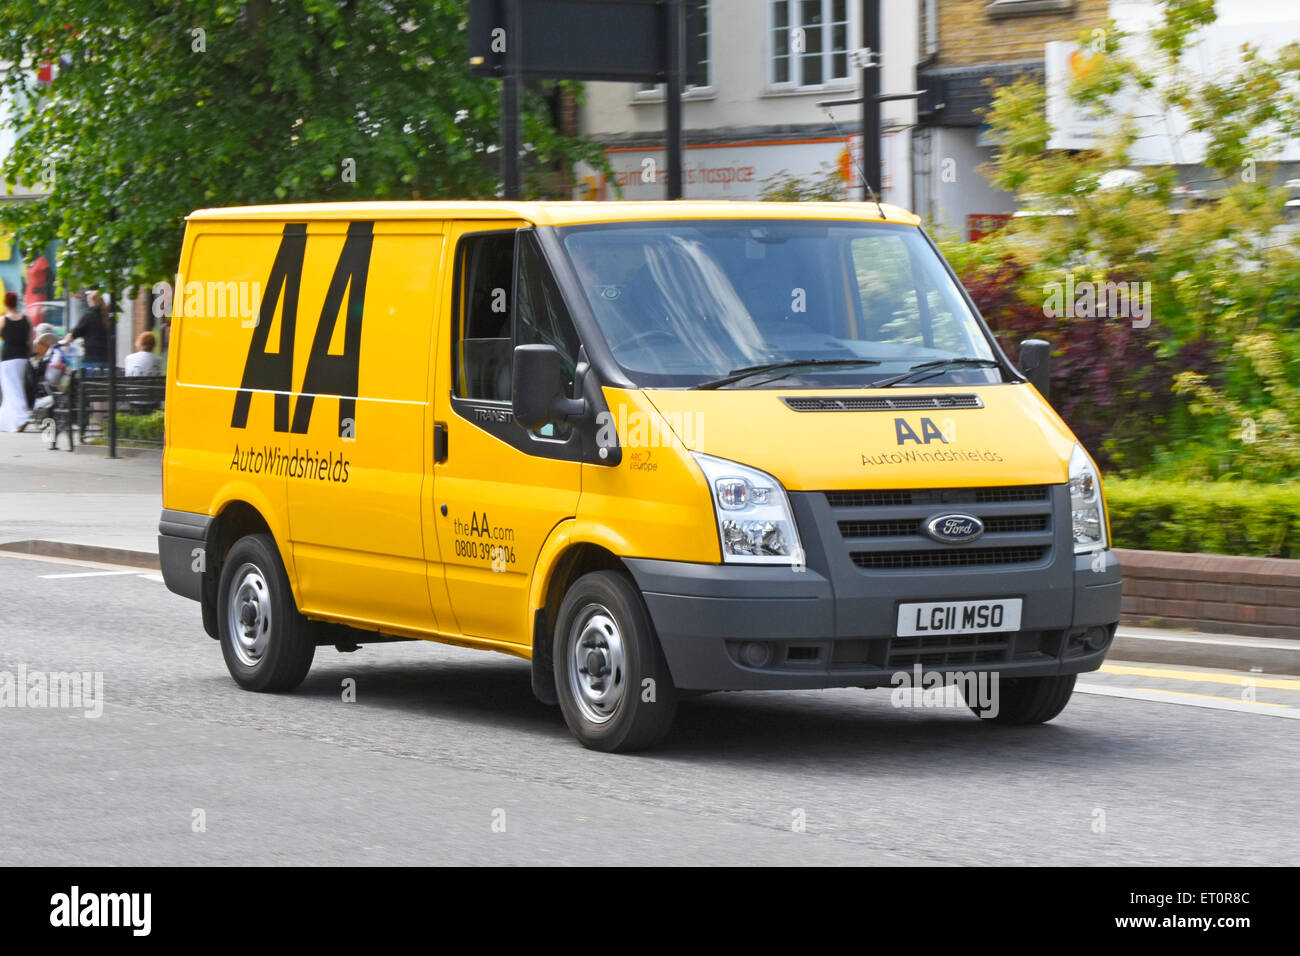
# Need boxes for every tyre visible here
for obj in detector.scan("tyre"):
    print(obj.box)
[217,534,315,692]
[970,673,1076,725]
[553,570,677,752]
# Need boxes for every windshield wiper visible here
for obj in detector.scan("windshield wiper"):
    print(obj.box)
[695,358,881,390]
[871,357,1002,388]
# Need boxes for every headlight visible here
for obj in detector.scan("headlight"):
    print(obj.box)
[1069,443,1107,554]
[691,452,803,565]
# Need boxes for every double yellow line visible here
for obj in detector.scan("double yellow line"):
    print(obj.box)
[1089,663,1300,711]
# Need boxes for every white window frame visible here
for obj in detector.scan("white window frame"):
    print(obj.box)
[765,0,856,94]
[631,0,715,104]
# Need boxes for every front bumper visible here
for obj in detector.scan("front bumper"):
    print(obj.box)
[626,485,1121,691]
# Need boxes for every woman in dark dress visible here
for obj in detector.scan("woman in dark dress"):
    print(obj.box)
[0,291,32,431]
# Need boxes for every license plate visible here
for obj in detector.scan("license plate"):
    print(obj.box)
[896,599,1022,637]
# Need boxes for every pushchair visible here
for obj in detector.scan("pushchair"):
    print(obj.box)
[29,344,76,451]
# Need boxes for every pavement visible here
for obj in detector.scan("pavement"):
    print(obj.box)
[0,426,1295,675]
[0,430,160,555]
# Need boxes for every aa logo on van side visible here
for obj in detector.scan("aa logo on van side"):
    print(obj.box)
[230,221,374,438]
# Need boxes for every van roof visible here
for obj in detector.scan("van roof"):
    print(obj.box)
[186,200,922,228]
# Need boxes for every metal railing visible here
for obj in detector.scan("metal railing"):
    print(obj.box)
[76,369,166,448]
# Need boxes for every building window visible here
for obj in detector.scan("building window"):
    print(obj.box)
[634,0,711,99]
[770,0,851,88]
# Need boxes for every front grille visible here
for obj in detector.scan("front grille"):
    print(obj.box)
[782,394,983,412]
[840,518,921,537]
[984,514,1050,533]
[852,547,1048,569]
[837,515,1052,538]
[972,487,1050,504]
[825,484,1057,573]
[829,490,916,508]
[826,485,1048,508]
[888,633,1011,668]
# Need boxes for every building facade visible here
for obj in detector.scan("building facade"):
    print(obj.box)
[576,0,920,208]
[914,0,1109,238]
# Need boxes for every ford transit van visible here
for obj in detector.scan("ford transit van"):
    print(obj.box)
[159,201,1121,751]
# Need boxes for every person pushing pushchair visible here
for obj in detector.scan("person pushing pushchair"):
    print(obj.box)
[28,323,73,449]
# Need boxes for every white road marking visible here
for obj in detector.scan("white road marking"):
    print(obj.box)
[38,569,141,579]
[137,573,165,583]
[1075,682,1300,719]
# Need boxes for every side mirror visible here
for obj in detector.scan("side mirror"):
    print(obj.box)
[1018,338,1051,400]
[512,344,585,430]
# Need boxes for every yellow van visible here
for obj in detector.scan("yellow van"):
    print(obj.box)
[159,201,1120,751]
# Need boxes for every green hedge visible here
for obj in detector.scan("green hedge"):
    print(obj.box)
[114,410,165,443]
[1105,479,1300,559]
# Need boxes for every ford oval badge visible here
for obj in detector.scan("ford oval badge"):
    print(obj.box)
[925,513,984,544]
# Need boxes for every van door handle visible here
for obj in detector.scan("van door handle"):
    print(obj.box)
[434,422,448,463]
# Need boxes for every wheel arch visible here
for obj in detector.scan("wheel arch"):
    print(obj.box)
[527,521,632,704]
[200,493,296,638]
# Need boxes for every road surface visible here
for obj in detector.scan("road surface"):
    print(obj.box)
[2,549,1296,866]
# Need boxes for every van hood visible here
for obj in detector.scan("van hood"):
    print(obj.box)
[640,384,1077,491]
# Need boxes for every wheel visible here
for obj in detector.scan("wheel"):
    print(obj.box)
[970,674,1076,725]
[553,570,677,752]
[217,534,315,692]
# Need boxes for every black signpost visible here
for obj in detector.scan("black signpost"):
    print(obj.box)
[468,0,703,199]
[107,289,117,459]
[818,0,924,203]
[501,0,522,199]
[860,0,881,201]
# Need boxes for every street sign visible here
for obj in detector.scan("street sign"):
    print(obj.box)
[468,0,704,84]
[470,0,703,200]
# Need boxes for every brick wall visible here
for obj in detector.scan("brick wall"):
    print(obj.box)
[1115,548,1300,640]
[935,0,1109,68]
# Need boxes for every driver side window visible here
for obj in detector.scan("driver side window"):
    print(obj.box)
[514,232,581,397]
[454,230,582,432]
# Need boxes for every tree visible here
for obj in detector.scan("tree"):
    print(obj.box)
[0,1,605,289]
[955,0,1300,476]
[758,165,848,202]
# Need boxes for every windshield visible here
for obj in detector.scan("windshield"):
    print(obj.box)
[558,219,1003,388]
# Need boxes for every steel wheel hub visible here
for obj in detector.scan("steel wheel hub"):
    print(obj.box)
[227,563,272,667]
[568,605,626,724]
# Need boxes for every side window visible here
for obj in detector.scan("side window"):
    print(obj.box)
[515,233,581,394]
[455,231,515,401]
[453,229,583,418]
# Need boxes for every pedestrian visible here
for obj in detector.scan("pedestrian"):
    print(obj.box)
[28,323,70,433]
[62,287,110,373]
[125,330,163,376]
[31,323,71,394]
[0,291,32,431]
